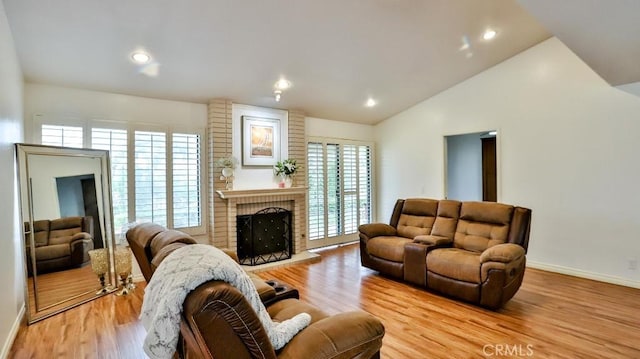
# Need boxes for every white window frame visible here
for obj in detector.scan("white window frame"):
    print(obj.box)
[37,117,207,236]
[306,136,375,249]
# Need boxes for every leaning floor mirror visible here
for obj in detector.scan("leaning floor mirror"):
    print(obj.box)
[16,144,117,323]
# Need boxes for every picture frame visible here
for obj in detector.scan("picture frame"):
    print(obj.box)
[242,116,280,166]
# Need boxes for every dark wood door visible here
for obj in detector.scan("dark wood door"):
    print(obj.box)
[481,137,497,202]
[81,177,103,248]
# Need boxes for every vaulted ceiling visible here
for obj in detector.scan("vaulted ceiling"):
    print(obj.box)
[3,1,637,125]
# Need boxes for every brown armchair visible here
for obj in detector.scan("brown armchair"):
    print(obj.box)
[26,216,94,275]
[127,223,385,359]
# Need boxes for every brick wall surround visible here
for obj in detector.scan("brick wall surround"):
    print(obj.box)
[207,100,307,253]
[208,99,233,248]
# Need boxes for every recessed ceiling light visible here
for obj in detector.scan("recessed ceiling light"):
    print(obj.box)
[365,98,377,107]
[483,29,497,41]
[274,78,292,91]
[131,51,151,64]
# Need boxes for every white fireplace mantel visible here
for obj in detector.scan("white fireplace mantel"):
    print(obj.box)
[215,186,307,200]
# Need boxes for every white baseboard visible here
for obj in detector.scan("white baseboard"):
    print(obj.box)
[132,273,145,283]
[1,304,25,359]
[527,261,640,289]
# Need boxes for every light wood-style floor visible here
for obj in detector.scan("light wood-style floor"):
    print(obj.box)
[28,264,103,315]
[9,243,640,358]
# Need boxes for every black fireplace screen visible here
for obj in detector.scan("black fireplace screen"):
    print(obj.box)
[236,207,292,265]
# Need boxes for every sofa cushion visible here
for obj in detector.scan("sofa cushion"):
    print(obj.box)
[49,217,83,240]
[367,236,413,262]
[454,202,514,252]
[396,198,438,239]
[431,200,461,239]
[33,220,50,247]
[34,243,71,261]
[427,248,481,283]
[459,202,513,224]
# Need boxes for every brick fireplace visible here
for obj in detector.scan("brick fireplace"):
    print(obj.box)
[215,187,307,255]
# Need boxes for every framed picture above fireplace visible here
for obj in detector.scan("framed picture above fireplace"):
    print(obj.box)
[242,115,281,166]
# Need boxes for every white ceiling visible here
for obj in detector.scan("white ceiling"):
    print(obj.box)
[6,1,640,125]
[518,0,640,87]
[4,0,552,124]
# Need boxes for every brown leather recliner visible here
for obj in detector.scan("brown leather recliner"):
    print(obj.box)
[359,199,531,309]
[26,216,94,274]
[127,223,385,359]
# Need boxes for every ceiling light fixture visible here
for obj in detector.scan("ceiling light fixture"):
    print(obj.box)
[274,78,292,91]
[365,98,377,107]
[483,29,497,41]
[272,78,291,102]
[131,51,151,64]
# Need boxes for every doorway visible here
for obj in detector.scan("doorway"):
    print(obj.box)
[56,174,103,248]
[445,131,497,202]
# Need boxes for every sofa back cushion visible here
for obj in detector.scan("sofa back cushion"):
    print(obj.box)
[49,217,84,245]
[454,202,514,252]
[33,220,50,247]
[396,198,438,238]
[431,200,461,240]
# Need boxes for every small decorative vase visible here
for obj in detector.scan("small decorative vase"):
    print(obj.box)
[221,167,234,190]
[281,175,293,188]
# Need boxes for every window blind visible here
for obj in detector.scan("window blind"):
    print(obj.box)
[134,131,167,226]
[91,128,128,238]
[307,139,373,244]
[41,124,83,148]
[172,133,201,228]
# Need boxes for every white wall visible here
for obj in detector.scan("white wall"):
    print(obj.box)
[306,116,375,141]
[446,132,483,201]
[0,2,25,357]
[375,37,640,287]
[28,155,104,221]
[24,83,207,141]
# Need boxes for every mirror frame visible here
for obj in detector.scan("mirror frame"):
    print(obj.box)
[16,143,117,323]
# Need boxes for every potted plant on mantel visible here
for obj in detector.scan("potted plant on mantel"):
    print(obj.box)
[214,156,238,190]
[274,159,298,188]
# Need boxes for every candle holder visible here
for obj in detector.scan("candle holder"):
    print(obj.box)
[88,248,109,294]
[114,246,135,296]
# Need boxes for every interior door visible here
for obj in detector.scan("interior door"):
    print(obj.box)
[481,137,497,202]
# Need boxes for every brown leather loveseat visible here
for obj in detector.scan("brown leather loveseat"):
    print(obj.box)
[359,199,531,309]
[25,216,94,274]
[127,223,385,359]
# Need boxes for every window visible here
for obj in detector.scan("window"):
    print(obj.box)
[39,121,205,235]
[134,131,168,226]
[91,128,128,238]
[41,124,83,148]
[172,133,201,228]
[307,139,373,248]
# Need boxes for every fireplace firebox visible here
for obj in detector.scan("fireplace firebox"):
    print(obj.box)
[236,207,292,265]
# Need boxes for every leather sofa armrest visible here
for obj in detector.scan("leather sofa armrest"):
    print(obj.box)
[480,243,525,263]
[414,235,452,246]
[358,223,396,238]
[278,311,384,359]
[71,232,92,241]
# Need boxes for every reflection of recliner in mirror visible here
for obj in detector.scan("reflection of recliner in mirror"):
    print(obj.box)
[25,216,94,275]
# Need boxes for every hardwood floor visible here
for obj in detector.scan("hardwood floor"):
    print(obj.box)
[9,243,640,358]
[28,264,104,317]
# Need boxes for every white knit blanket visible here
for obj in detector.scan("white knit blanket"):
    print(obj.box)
[140,244,311,359]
